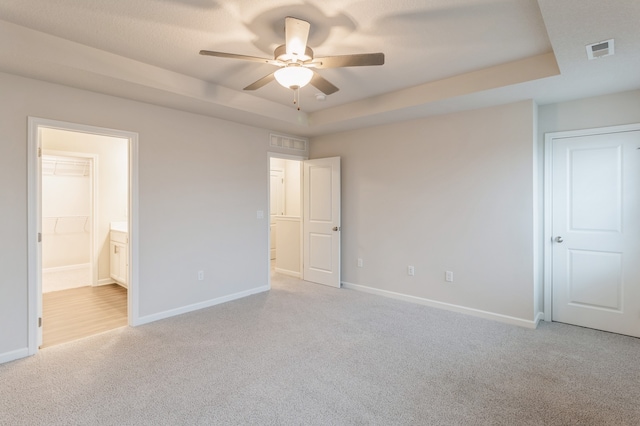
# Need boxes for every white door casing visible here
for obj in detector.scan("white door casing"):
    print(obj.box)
[303,157,341,288]
[27,117,139,355]
[546,126,640,337]
[270,168,284,260]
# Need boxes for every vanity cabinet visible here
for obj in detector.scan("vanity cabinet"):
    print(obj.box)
[110,230,128,288]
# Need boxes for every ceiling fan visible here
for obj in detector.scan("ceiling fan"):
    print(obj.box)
[200,16,384,108]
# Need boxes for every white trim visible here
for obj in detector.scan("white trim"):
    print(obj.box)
[42,263,91,273]
[543,123,640,324]
[128,128,140,326]
[136,285,270,326]
[274,268,302,278]
[97,278,117,286]
[28,117,140,355]
[0,348,30,365]
[343,281,541,329]
[267,151,308,161]
[534,311,544,326]
[27,119,40,355]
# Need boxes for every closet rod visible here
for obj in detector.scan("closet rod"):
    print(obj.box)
[43,216,90,233]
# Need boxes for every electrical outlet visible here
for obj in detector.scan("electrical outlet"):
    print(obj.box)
[198,270,204,281]
[256,210,264,219]
[407,265,415,276]
[357,258,363,268]
[445,271,453,282]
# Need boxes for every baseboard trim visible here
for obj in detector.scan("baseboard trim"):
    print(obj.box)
[96,278,116,286]
[42,263,90,273]
[274,267,301,278]
[0,347,30,365]
[342,282,539,329]
[134,285,270,326]
[534,311,545,327]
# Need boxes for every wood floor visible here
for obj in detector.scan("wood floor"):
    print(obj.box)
[42,284,127,348]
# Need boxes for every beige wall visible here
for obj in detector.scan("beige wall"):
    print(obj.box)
[2,65,637,362]
[271,158,301,217]
[310,100,537,321]
[0,71,306,360]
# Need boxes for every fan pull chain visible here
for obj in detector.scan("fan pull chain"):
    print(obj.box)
[292,87,302,111]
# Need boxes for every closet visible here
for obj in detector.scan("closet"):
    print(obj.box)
[41,155,93,292]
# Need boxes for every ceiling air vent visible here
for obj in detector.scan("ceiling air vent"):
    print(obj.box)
[270,133,307,152]
[586,39,614,60]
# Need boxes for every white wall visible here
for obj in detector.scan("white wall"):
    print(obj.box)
[0,71,305,362]
[42,129,128,283]
[310,100,537,323]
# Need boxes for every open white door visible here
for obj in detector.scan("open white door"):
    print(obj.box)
[303,157,341,288]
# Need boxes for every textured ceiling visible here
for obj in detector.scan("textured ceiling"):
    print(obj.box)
[0,0,638,136]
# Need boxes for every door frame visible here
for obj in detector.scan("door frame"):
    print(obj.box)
[27,117,140,354]
[267,151,306,290]
[543,123,640,322]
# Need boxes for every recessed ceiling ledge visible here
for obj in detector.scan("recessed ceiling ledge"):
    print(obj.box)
[309,52,560,128]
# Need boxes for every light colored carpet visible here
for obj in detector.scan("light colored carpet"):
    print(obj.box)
[1,271,639,425]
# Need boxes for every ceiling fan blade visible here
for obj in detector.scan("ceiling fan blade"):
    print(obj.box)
[285,16,310,59]
[310,72,339,95]
[309,52,385,69]
[200,50,281,66]
[243,72,276,91]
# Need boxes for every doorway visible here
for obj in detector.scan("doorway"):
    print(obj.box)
[544,124,640,338]
[267,153,342,289]
[28,118,139,354]
[269,156,303,278]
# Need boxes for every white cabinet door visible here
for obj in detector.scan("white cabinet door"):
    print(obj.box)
[110,241,121,282]
[551,129,640,337]
[110,238,128,288]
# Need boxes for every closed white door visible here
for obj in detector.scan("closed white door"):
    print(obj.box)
[550,129,640,337]
[303,157,341,288]
[270,169,284,260]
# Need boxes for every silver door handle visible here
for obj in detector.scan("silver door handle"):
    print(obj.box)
[333,226,341,231]
[555,236,564,243]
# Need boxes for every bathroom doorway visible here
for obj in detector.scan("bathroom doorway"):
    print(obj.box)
[27,118,139,353]
[41,129,128,348]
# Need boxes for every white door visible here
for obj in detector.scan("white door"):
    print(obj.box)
[303,157,341,288]
[270,169,284,260]
[550,129,640,337]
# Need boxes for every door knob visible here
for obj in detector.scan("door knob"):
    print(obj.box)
[555,236,564,243]
[332,226,341,231]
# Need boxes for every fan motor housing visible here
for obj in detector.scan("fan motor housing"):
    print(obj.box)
[274,44,314,63]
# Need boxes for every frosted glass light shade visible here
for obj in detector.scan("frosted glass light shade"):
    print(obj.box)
[274,66,313,89]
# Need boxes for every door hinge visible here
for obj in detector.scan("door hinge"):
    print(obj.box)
[38,317,42,327]
[38,147,42,157]
[38,232,42,243]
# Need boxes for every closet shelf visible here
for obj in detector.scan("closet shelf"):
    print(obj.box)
[42,157,90,176]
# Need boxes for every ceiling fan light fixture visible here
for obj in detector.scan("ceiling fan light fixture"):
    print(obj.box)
[275,66,313,89]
